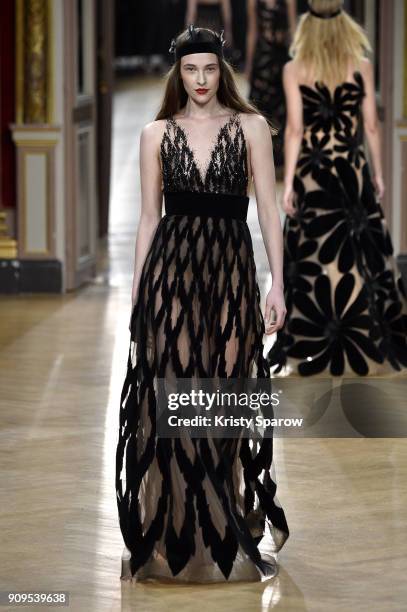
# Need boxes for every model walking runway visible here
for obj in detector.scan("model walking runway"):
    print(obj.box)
[115,26,289,583]
[267,2,407,376]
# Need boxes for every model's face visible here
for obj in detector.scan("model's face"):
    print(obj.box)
[180,53,220,104]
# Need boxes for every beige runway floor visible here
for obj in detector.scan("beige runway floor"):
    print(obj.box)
[0,75,406,612]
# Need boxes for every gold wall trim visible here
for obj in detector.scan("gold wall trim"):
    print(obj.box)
[15,0,54,124]
[26,0,47,122]
[0,213,17,259]
[13,140,59,147]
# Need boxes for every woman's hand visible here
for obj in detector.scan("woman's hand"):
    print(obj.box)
[282,183,296,217]
[373,174,385,200]
[264,286,286,335]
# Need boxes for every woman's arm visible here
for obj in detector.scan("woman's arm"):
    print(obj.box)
[245,113,286,334]
[245,0,257,80]
[185,0,198,26]
[282,61,303,216]
[130,123,163,310]
[360,58,385,198]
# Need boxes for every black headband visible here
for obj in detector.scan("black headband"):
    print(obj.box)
[169,25,225,61]
[309,7,342,19]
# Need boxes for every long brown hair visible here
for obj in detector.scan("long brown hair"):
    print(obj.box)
[155,28,277,134]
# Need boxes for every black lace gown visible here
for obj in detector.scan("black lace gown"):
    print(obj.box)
[116,111,289,582]
[267,71,407,377]
[249,0,290,168]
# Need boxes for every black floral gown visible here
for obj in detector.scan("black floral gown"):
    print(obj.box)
[116,112,289,582]
[249,0,290,168]
[267,71,407,377]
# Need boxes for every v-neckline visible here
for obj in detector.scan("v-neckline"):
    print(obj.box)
[169,112,238,186]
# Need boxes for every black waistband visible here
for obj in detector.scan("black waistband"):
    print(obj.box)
[164,191,249,221]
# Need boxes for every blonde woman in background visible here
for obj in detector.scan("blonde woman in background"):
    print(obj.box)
[267,0,407,377]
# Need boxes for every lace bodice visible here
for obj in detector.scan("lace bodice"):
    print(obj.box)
[160,112,248,196]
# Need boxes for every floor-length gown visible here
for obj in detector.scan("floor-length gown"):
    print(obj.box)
[249,0,290,168]
[267,70,407,377]
[116,111,289,582]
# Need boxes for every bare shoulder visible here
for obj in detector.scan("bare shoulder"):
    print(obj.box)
[283,59,300,79]
[140,119,167,147]
[239,112,269,140]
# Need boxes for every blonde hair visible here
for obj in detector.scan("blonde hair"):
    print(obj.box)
[290,0,372,86]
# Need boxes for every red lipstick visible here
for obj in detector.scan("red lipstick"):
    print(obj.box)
[195,88,209,95]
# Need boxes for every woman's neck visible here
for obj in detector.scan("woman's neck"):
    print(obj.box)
[179,97,227,119]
